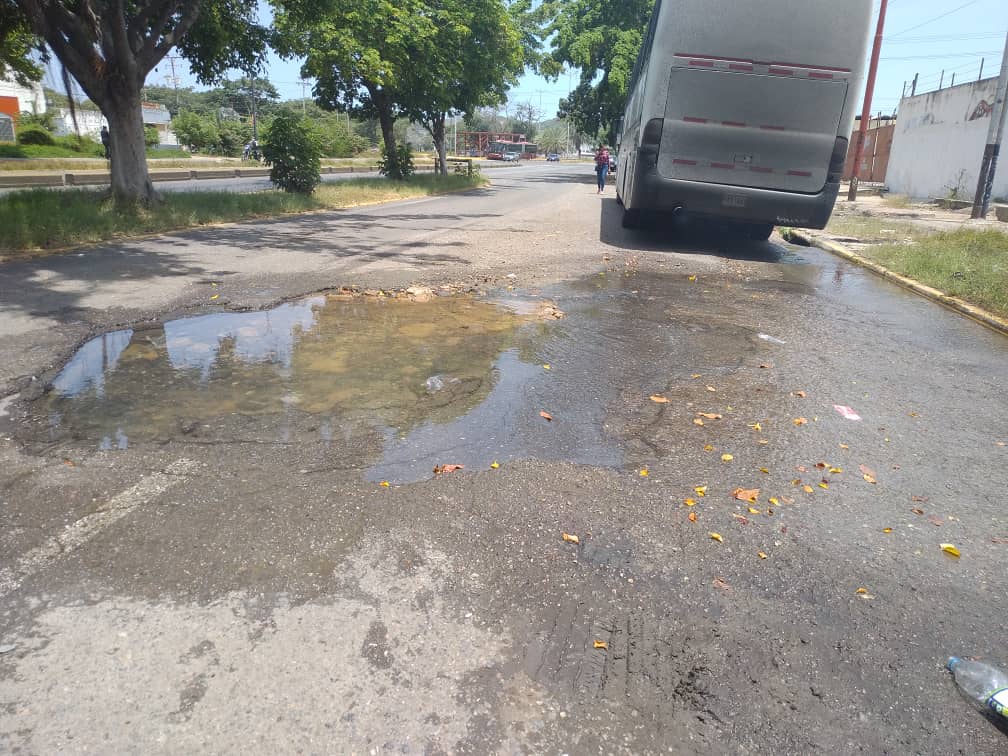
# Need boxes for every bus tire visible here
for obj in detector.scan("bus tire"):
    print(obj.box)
[622,207,642,229]
[746,223,774,241]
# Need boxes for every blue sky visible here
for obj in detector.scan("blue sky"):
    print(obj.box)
[43,0,1008,123]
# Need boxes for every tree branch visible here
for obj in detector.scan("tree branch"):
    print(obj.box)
[138,0,198,74]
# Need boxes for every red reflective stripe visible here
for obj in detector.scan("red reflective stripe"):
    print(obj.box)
[788,170,812,177]
[722,121,746,128]
[683,116,708,123]
[750,166,773,173]
[809,72,834,80]
[769,67,793,76]
[760,125,788,131]
[673,159,698,166]
[710,162,735,170]
[689,60,715,67]
[729,64,754,72]
[771,61,851,73]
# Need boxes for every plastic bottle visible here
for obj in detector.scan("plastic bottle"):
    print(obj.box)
[947,656,1008,721]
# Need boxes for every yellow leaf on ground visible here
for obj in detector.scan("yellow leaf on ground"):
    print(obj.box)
[856,587,868,594]
[699,412,722,420]
[793,417,808,426]
[733,487,760,502]
[688,511,698,522]
[688,275,697,282]
[803,485,814,494]
[759,467,769,474]
[758,551,768,559]
[769,497,779,506]
[749,423,762,432]
[940,543,960,558]
[639,469,649,477]
[684,498,697,506]
[791,478,802,486]
[883,527,893,533]
[695,485,708,497]
[650,395,669,403]
[703,444,714,452]
[709,532,723,543]
[691,374,702,379]
[561,532,580,544]
[380,481,390,487]
[706,385,717,393]
[863,474,877,484]
[210,294,220,301]
[540,411,553,421]
[829,467,843,474]
[748,507,761,515]
[758,439,769,445]
[593,640,608,650]
[818,482,829,490]
[721,454,734,462]
[543,364,551,370]
[793,391,807,398]
[490,461,500,469]
[694,418,705,426]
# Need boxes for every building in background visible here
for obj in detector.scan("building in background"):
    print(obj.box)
[886,77,1006,201]
[0,75,46,133]
[53,101,177,146]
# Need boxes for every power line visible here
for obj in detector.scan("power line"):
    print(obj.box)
[880,50,1000,61]
[885,31,1007,43]
[888,0,982,38]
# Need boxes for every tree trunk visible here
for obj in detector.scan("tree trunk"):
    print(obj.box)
[433,114,447,176]
[373,89,400,180]
[105,95,157,205]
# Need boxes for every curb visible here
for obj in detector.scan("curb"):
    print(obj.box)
[785,229,1008,338]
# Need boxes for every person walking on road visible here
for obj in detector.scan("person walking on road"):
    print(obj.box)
[100,125,110,160]
[595,145,611,194]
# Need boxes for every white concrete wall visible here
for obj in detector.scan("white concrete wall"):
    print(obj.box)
[0,77,46,114]
[54,108,106,138]
[887,77,1007,201]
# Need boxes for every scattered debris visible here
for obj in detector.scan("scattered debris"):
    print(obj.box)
[561,532,580,545]
[833,405,862,421]
[433,464,464,475]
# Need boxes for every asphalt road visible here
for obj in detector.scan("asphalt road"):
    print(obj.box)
[1,162,1006,753]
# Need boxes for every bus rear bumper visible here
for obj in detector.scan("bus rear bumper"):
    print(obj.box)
[634,165,839,229]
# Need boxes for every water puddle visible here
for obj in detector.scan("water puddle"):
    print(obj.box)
[28,271,776,482]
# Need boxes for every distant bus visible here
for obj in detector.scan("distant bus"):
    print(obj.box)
[487,140,516,159]
[517,142,538,159]
[615,0,873,238]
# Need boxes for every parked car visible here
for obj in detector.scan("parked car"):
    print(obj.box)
[503,152,520,162]
[546,152,560,162]
[609,153,617,174]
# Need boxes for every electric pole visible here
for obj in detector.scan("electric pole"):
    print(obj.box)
[970,31,1008,219]
[848,0,889,202]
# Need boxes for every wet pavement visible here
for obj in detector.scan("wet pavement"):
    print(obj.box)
[1,163,1007,753]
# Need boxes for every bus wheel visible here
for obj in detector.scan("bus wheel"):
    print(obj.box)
[622,207,641,229]
[746,223,774,241]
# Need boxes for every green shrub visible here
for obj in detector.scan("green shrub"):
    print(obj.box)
[54,134,104,156]
[261,111,322,194]
[17,126,55,146]
[18,111,56,132]
[144,126,160,148]
[377,143,415,180]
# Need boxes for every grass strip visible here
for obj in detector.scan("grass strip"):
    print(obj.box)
[0,174,487,255]
[856,228,1008,318]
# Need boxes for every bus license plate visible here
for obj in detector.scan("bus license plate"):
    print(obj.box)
[723,194,746,208]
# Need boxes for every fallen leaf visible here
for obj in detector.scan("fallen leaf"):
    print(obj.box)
[433,464,465,475]
[706,385,717,393]
[712,577,730,590]
[732,513,749,524]
[928,515,943,527]
[911,495,928,503]
[695,485,708,497]
[543,364,551,370]
[561,532,580,545]
[818,481,829,490]
[748,507,761,515]
[997,441,1006,447]
[833,405,862,421]
[709,532,724,543]
[911,508,924,515]
[859,464,877,478]
[856,587,868,594]
[650,395,669,403]
[63,459,75,467]
[759,363,772,369]
[749,422,762,432]
[909,411,918,417]
[684,498,697,506]
[688,511,698,522]
[991,537,1008,544]
[691,374,702,379]
[490,461,500,469]
[839,443,850,450]
[380,480,390,487]
[698,412,722,420]
[210,294,220,301]
[797,466,808,473]
[758,551,768,559]
[703,444,714,452]
[793,417,808,426]
[793,390,807,398]
[883,527,893,533]
[688,275,697,282]
[639,469,649,477]
[781,496,795,504]
[593,640,608,650]
[814,462,827,469]
[862,473,877,485]
[940,543,960,558]
[721,454,734,462]
[758,439,769,445]
[829,467,843,474]
[768,497,779,506]
[759,467,769,474]
[693,418,705,426]
[539,411,553,422]
[791,478,802,486]
[803,485,814,494]
[733,488,760,502]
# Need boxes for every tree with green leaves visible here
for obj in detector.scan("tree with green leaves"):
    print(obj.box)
[0,7,42,86]
[543,0,653,143]
[2,2,269,204]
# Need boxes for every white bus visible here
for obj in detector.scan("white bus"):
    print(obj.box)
[615,0,873,238]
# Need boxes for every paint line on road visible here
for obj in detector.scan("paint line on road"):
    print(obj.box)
[0,458,199,597]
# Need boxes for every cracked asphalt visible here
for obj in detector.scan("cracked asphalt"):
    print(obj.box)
[1,163,1007,754]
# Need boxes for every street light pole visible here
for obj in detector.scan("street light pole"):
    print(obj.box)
[848,0,889,202]
[970,31,1008,219]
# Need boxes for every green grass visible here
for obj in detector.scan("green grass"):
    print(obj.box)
[0,173,488,254]
[826,215,924,242]
[860,228,1008,317]
[0,143,104,159]
[881,194,912,209]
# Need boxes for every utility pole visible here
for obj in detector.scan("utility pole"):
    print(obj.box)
[299,80,309,115]
[970,31,1008,219]
[165,55,181,112]
[250,76,258,140]
[911,73,918,96]
[848,0,889,202]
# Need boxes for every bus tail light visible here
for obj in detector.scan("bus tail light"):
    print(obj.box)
[827,136,848,183]
[642,118,664,146]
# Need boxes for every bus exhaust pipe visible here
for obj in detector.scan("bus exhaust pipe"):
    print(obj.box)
[672,205,686,217]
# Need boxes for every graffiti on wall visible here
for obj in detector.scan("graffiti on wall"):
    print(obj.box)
[968,100,993,121]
